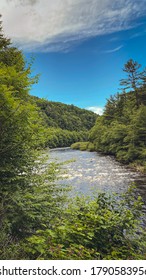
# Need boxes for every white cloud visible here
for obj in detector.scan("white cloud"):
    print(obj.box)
[86,106,104,115]
[103,45,124,53]
[130,31,146,39]
[0,0,146,52]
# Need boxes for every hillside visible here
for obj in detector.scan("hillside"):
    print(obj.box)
[31,96,98,131]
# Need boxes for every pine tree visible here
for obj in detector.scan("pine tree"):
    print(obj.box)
[120,59,146,107]
[0,15,10,49]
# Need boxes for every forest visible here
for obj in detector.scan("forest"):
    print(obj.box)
[0,16,146,260]
[33,96,97,131]
[72,60,146,172]
[30,96,97,148]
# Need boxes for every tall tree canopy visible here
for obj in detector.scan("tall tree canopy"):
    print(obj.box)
[89,59,146,170]
[0,16,66,248]
[120,59,146,107]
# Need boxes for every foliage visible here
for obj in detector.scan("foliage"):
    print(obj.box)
[71,141,95,151]
[89,60,146,170]
[29,96,94,148]
[27,87,97,150]
[23,187,146,260]
[120,59,146,108]
[0,17,69,258]
[0,157,70,259]
[0,15,10,48]
[31,96,98,132]
[44,128,88,148]
[1,18,146,261]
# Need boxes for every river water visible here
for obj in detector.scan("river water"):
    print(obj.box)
[48,148,146,206]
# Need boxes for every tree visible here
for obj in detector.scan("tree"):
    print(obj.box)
[24,188,145,260]
[88,59,146,168]
[120,59,146,107]
[0,44,45,237]
[0,15,10,49]
[0,16,67,248]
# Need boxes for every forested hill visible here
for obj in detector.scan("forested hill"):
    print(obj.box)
[30,96,98,131]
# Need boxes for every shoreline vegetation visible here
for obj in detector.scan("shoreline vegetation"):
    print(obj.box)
[71,59,146,174]
[70,141,146,174]
[0,16,146,259]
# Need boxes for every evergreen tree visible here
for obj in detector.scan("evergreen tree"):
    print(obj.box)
[120,59,146,107]
[0,16,67,251]
[89,59,146,169]
[0,15,10,49]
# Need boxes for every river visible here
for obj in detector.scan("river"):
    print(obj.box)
[48,148,146,207]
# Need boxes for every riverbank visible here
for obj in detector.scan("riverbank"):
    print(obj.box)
[71,141,146,174]
[36,147,146,260]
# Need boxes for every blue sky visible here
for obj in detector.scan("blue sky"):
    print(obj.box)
[1,0,146,114]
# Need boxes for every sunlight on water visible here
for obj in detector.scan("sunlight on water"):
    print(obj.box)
[48,148,146,200]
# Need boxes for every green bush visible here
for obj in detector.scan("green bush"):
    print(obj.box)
[71,141,95,151]
[87,142,95,151]
[24,187,146,260]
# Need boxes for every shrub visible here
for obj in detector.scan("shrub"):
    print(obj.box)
[71,141,95,151]
[24,187,146,260]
